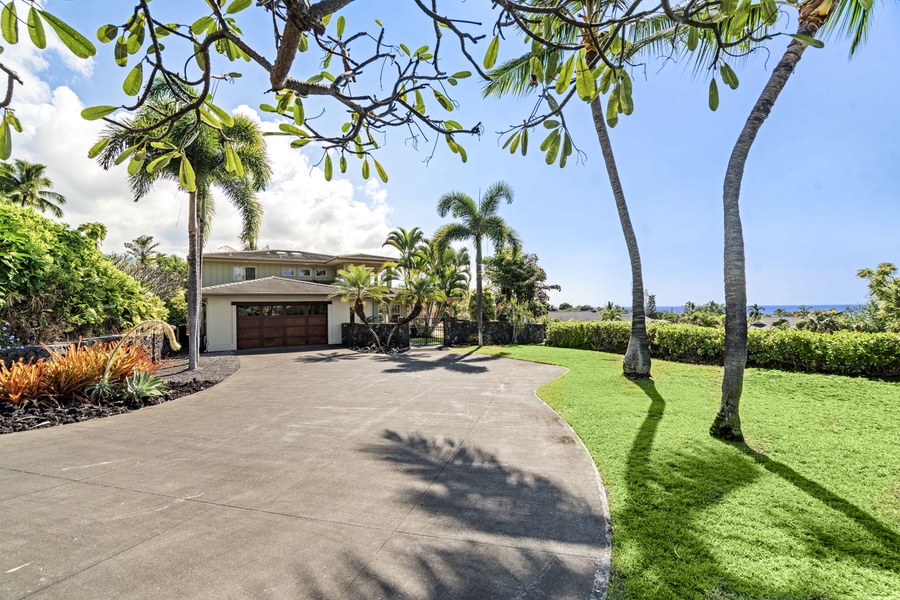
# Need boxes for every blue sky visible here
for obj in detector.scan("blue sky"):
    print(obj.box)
[9,1,899,307]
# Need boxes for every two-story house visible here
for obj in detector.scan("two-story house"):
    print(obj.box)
[201,249,394,351]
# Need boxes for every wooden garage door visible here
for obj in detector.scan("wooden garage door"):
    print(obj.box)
[235,303,329,350]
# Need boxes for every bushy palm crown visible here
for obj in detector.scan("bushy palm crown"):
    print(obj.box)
[0,160,67,217]
[394,272,444,321]
[329,265,388,315]
[382,226,426,276]
[433,181,520,253]
[97,81,271,248]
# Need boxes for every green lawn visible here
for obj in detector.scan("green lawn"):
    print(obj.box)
[472,346,900,600]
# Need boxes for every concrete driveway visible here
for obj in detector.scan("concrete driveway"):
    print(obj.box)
[0,348,610,599]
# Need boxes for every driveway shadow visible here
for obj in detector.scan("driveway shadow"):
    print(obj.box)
[283,429,606,599]
[293,350,364,364]
[373,349,497,374]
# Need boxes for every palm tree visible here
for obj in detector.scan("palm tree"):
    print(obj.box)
[96,82,271,371]
[0,160,67,217]
[748,303,765,324]
[710,0,874,441]
[601,306,624,321]
[382,227,426,278]
[433,181,520,346]
[329,264,388,348]
[124,235,160,268]
[483,7,672,378]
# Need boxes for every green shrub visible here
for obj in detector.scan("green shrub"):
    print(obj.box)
[0,204,166,343]
[545,320,900,377]
[650,322,724,363]
[545,320,630,352]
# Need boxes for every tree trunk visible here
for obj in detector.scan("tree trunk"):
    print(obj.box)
[711,24,820,441]
[475,235,484,347]
[589,96,651,379]
[354,298,381,349]
[186,191,200,371]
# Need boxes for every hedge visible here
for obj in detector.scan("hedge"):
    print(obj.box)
[545,320,900,377]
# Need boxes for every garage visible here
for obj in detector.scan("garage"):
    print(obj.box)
[235,302,329,349]
[202,277,357,352]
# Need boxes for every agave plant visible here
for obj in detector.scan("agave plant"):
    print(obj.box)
[122,370,166,405]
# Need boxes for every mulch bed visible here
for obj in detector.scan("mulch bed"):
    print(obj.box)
[0,354,240,435]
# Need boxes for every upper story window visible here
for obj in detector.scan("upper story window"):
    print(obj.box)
[234,267,256,281]
[282,267,295,277]
[315,269,327,278]
[298,268,312,277]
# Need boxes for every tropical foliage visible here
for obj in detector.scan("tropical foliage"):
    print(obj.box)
[108,236,189,325]
[858,263,900,332]
[0,341,160,406]
[484,247,559,317]
[0,203,165,344]
[0,160,67,217]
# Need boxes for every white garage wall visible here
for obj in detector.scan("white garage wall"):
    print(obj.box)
[203,294,353,352]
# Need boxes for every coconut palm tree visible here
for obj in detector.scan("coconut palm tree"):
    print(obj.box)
[124,235,161,268]
[433,181,520,346]
[329,264,388,348]
[482,7,676,378]
[710,0,874,441]
[96,81,271,371]
[0,160,67,217]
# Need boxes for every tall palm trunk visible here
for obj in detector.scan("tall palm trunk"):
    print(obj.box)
[475,235,484,346]
[711,22,822,441]
[590,96,651,379]
[186,191,200,371]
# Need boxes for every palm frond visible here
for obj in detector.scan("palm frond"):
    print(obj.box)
[433,223,473,250]
[479,181,514,217]
[822,0,872,56]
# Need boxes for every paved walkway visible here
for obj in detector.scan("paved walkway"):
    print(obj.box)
[0,348,610,599]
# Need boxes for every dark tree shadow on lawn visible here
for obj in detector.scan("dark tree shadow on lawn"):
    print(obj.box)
[611,379,900,599]
[281,429,608,599]
[734,442,900,568]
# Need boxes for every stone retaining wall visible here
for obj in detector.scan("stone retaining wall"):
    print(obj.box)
[1,333,174,368]
[342,323,410,349]
[443,318,545,346]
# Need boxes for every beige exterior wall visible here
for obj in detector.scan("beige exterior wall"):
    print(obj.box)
[203,294,359,352]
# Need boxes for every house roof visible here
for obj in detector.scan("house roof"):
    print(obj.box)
[202,276,340,296]
[204,249,394,265]
[326,253,395,265]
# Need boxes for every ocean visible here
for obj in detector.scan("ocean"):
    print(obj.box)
[651,304,862,314]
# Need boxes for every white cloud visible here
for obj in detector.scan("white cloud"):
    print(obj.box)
[9,85,395,259]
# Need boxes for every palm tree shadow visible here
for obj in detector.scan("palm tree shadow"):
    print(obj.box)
[616,378,900,597]
[373,351,495,374]
[281,429,606,599]
[733,441,900,555]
